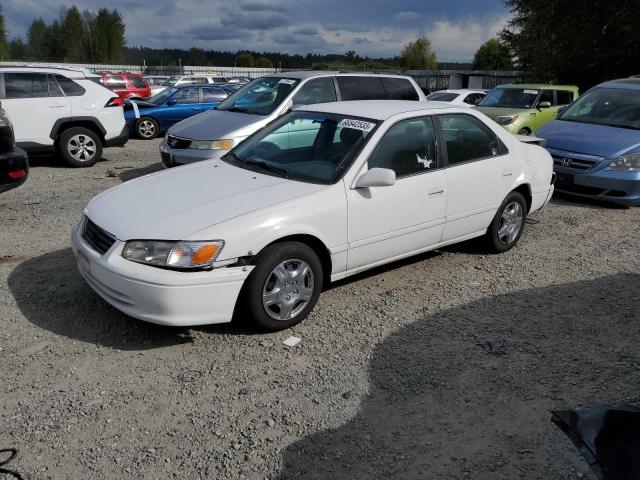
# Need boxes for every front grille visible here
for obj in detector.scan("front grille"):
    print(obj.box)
[552,155,598,172]
[82,218,116,255]
[166,135,192,149]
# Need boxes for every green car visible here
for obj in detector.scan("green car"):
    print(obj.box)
[476,84,579,135]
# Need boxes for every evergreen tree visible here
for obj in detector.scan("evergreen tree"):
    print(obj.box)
[27,18,50,60]
[60,6,86,62]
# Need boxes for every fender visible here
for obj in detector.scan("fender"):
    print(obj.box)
[49,117,107,141]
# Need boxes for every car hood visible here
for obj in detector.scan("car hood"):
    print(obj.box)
[167,108,269,141]
[85,161,324,241]
[475,106,531,119]
[536,120,640,158]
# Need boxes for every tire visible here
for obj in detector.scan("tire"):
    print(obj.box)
[517,128,531,136]
[240,241,323,331]
[57,127,103,168]
[135,117,159,140]
[484,191,527,253]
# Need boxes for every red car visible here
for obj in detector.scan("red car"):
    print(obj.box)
[97,73,151,102]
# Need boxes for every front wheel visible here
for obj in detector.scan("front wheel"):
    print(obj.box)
[517,128,531,136]
[484,191,527,253]
[135,117,159,139]
[240,242,323,331]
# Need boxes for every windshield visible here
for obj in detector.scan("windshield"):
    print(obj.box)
[224,111,378,184]
[216,77,300,116]
[163,76,179,87]
[147,88,178,105]
[479,88,540,108]
[559,87,640,130]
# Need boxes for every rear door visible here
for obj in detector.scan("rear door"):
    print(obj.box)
[1,72,71,147]
[437,113,513,242]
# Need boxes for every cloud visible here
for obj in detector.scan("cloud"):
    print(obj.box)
[224,11,293,30]
[293,26,319,36]
[182,24,249,41]
[393,11,423,22]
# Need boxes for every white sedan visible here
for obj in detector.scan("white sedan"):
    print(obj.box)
[72,101,555,331]
[427,89,487,107]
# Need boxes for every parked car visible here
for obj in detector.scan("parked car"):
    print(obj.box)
[160,71,426,167]
[149,74,229,96]
[73,100,554,331]
[98,73,151,101]
[0,104,28,193]
[125,84,237,139]
[536,78,640,206]
[427,89,487,107]
[227,76,252,84]
[0,66,128,167]
[144,75,170,86]
[476,84,579,135]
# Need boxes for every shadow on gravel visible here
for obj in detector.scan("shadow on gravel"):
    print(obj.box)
[278,274,640,479]
[8,248,193,350]
[550,193,628,210]
[118,162,165,182]
[25,152,113,169]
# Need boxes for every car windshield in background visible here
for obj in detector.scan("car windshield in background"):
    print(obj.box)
[224,111,378,184]
[479,88,539,108]
[148,88,178,105]
[216,77,300,116]
[558,87,640,130]
[428,92,458,102]
[164,77,179,87]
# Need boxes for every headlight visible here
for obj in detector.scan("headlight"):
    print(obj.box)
[494,115,518,125]
[606,153,640,172]
[189,139,234,150]
[122,240,224,270]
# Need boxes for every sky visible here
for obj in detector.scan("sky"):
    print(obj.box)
[3,0,510,61]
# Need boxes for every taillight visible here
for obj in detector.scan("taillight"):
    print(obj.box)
[8,169,26,179]
[105,97,123,107]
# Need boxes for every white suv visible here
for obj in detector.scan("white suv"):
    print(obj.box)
[0,66,128,167]
[150,74,228,95]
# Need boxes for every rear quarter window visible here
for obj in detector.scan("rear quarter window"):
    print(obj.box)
[381,77,419,101]
[105,76,127,90]
[55,75,86,96]
[337,76,385,100]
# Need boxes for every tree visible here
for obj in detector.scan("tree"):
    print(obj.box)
[27,18,50,60]
[345,50,356,64]
[235,53,255,67]
[501,0,640,89]
[93,9,126,63]
[398,37,437,70]
[0,6,7,60]
[254,56,273,68]
[472,38,513,70]
[9,38,27,60]
[60,6,86,62]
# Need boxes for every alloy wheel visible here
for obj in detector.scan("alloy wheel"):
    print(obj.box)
[138,120,156,139]
[68,134,97,162]
[262,259,314,321]
[497,201,524,245]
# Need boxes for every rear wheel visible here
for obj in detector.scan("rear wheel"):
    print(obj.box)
[517,128,531,136]
[57,127,103,167]
[484,191,527,253]
[135,117,159,139]
[240,242,323,331]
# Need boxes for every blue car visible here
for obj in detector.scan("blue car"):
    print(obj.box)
[536,78,640,206]
[125,84,238,140]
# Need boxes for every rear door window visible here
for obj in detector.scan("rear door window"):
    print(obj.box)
[129,76,146,88]
[47,75,64,97]
[292,78,337,106]
[337,76,385,100]
[555,90,574,105]
[381,77,419,100]
[106,75,127,90]
[440,114,507,166]
[4,73,49,98]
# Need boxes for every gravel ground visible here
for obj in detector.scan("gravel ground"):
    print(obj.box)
[1,139,639,479]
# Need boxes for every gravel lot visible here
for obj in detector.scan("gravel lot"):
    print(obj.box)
[1,139,639,479]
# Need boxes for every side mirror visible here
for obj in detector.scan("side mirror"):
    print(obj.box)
[538,101,552,109]
[355,168,396,188]
[167,98,177,106]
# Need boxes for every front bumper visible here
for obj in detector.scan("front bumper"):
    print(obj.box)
[71,221,253,326]
[104,125,130,148]
[553,167,640,207]
[0,147,29,193]
[159,139,227,167]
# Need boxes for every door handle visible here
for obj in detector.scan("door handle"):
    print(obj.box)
[50,103,66,108]
[428,187,444,196]
[502,170,513,177]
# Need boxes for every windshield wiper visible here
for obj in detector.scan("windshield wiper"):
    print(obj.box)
[224,107,251,114]
[244,159,289,178]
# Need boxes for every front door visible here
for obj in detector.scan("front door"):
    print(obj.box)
[347,116,446,272]
[165,87,202,123]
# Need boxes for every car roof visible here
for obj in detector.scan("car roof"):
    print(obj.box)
[0,65,97,77]
[263,70,413,80]
[497,83,579,90]
[598,78,640,90]
[299,100,456,120]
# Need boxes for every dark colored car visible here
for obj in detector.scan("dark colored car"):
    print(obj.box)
[98,73,151,101]
[0,105,28,193]
[124,84,237,139]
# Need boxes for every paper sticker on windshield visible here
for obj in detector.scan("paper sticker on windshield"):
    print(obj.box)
[338,119,376,132]
[278,79,296,85]
[524,89,539,95]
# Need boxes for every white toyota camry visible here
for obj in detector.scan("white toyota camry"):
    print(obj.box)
[72,100,555,331]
